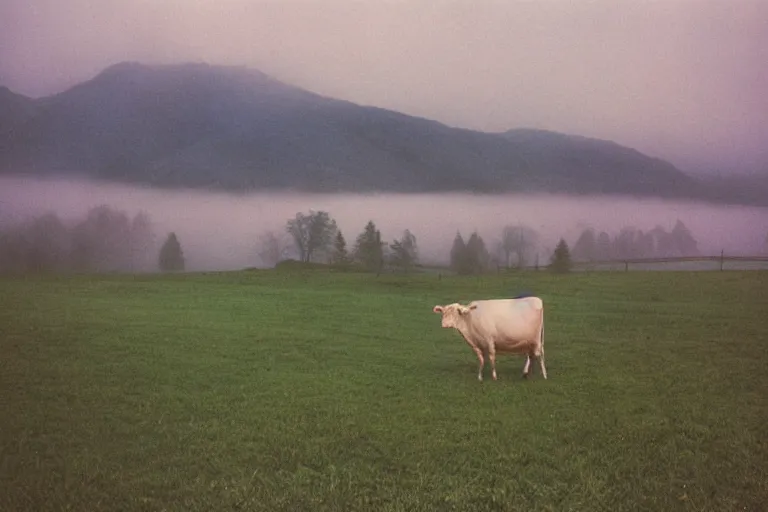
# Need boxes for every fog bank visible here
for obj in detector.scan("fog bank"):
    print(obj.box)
[1,177,766,272]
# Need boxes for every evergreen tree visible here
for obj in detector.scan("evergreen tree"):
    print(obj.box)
[159,232,185,272]
[572,228,597,262]
[549,238,572,273]
[354,221,384,272]
[331,230,351,267]
[670,219,698,256]
[390,229,418,273]
[450,231,488,275]
[450,232,469,274]
[466,231,489,274]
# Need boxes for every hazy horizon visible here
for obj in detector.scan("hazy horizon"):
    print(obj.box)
[1,0,766,175]
[1,176,766,272]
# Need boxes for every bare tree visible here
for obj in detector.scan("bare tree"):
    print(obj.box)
[257,230,293,267]
[285,210,337,263]
[498,224,538,268]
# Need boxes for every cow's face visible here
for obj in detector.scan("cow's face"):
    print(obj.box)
[433,303,471,328]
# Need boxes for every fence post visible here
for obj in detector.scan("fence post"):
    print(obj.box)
[624,261,628,272]
[720,250,724,271]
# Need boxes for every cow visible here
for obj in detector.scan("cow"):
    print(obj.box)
[433,297,546,382]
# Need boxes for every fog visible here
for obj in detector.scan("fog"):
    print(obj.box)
[1,177,766,272]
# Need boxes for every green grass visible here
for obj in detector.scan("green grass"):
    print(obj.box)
[1,270,767,511]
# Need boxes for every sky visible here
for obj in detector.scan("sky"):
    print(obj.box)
[1,0,766,175]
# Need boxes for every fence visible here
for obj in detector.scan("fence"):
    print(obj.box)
[420,253,768,275]
[572,254,768,272]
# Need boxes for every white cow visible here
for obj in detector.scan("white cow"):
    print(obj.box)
[433,297,546,381]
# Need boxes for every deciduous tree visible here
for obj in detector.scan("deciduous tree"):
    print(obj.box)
[285,210,337,263]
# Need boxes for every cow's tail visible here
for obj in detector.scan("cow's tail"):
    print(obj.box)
[539,308,548,379]
[539,308,545,362]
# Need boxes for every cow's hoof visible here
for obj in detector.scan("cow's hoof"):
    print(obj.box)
[522,373,529,379]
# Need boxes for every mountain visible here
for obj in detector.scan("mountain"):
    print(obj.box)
[0,61,754,203]
[0,87,35,138]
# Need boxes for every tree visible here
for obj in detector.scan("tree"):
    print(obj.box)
[159,232,185,272]
[257,230,293,267]
[572,228,597,262]
[670,219,698,256]
[596,231,612,260]
[466,231,490,274]
[71,205,133,272]
[23,212,71,273]
[636,230,655,258]
[549,238,572,273]
[450,232,469,274]
[127,212,155,272]
[498,224,538,268]
[354,220,385,272]
[389,229,418,273]
[330,230,351,267]
[650,225,674,257]
[0,206,156,275]
[285,210,337,263]
[613,227,641,260]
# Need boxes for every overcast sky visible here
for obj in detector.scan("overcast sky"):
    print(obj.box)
[1,0,766,174]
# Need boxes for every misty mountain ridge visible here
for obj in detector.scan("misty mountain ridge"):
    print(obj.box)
[0,61,761,205]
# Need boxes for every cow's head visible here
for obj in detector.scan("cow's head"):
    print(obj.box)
[433,303,475,328]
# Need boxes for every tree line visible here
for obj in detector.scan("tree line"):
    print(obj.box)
[0,205,185,274]
[257,211,707,275]
[571,220,698,262]
[1,203,705,275]
[259,210,419,273]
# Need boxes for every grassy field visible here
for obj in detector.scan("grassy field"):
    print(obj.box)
[1,270,767,511]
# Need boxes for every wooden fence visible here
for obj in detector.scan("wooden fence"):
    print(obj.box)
[572,253,768,272]
[420,253,768,275]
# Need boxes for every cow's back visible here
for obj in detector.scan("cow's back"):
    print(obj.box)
[467,297,543,346]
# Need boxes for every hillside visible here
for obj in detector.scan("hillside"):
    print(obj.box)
[0,61,754,203]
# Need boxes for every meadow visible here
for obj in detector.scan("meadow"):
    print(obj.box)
[1,269,767,511]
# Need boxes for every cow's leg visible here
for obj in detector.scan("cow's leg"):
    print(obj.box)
[488,345,498,381]
[472,347,485,381]
[522,354,531,379]
[538,347,547,380]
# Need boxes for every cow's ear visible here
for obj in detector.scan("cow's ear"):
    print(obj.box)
[469,305,478,310]
[458,306,470,315]
[433,305,444,314]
